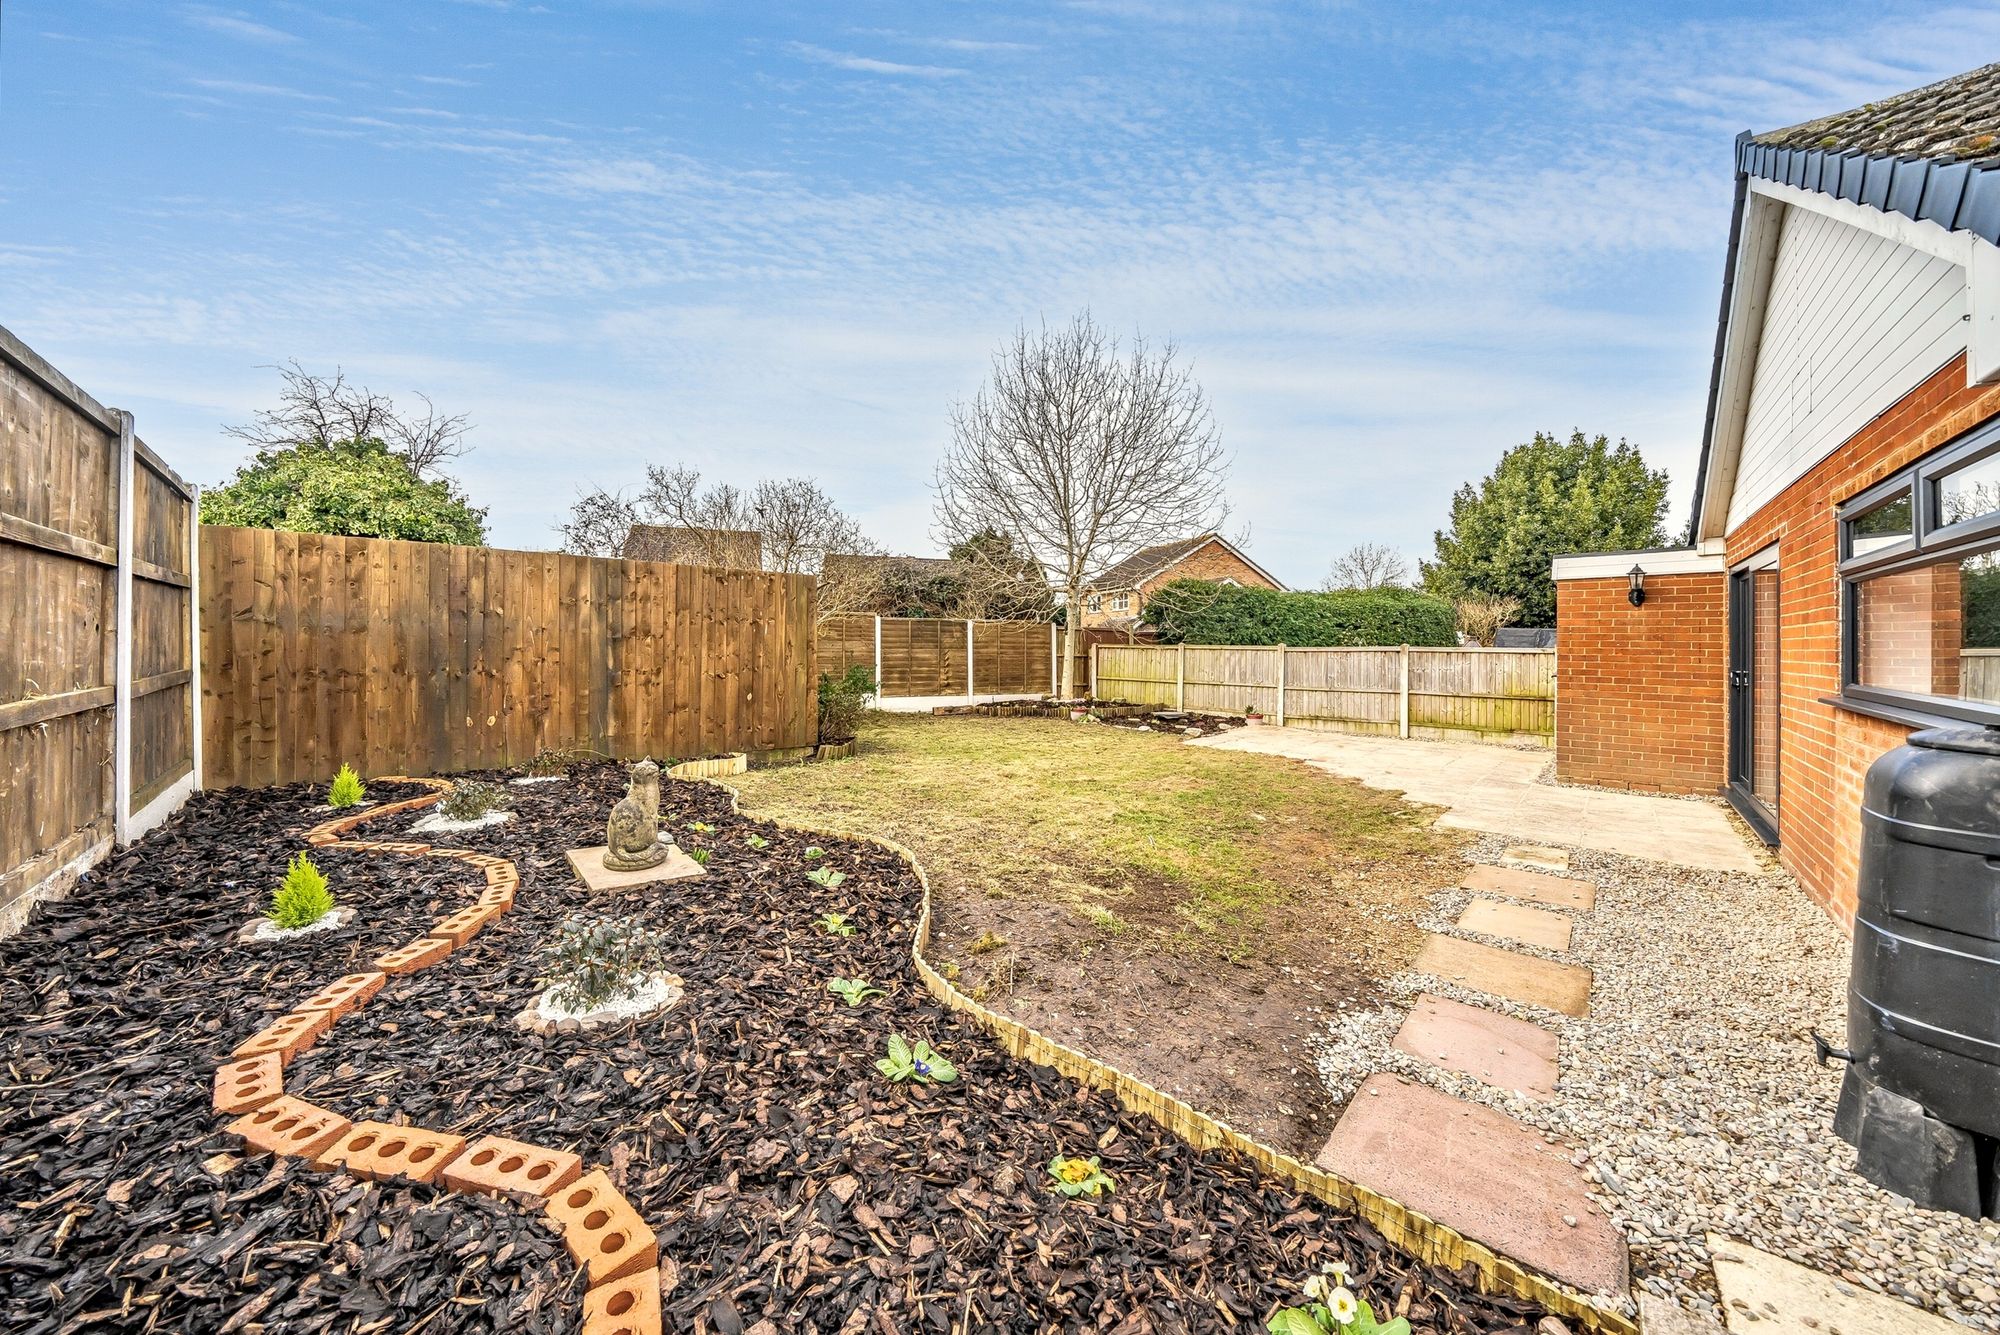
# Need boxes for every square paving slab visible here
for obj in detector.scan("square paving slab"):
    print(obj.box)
[1318,1074,1627,1294]
[1412,934,1591,1016]
[1390,994,1559,1099]
[567,845,707,892]
[1500,844,1570,872]
[1457,898,1573,952]
[1707,1233,1968,1335]
[1459,864,1596,910]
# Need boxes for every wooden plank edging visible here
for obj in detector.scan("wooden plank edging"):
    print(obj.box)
[704,777,1638,1335]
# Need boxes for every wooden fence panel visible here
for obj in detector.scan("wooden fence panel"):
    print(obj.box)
[199,528,817,790]
[1965,649,2000,703]
[1089,642,1555,742]
[2,324,197,933]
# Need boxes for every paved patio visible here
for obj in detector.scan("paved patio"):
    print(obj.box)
[1193,727,1763,873]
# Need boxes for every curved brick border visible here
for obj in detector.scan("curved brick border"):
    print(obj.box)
[215,776,662,1335]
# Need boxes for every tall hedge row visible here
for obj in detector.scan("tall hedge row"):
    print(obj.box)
[1141,579,1458,647]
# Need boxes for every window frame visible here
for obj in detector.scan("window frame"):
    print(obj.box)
[1836,414,2000,727]
[1109,592,1132,613]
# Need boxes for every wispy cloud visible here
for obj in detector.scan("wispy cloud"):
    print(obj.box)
[186,10,300,45]
[188,77,335,103]
[787,43,967,79]
[415,74,481,87]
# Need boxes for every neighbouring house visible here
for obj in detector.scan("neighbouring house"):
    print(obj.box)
[622,523,763,568]
[1553,63,2000,928]
[1079,532,1284,630]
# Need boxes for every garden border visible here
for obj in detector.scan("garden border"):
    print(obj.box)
[708,777,1638,1335]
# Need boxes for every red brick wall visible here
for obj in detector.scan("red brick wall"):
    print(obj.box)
[1555,571,1729,793]
[1721,352,2000,927]
[1080,540,1281,627]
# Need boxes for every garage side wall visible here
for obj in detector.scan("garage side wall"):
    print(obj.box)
[1554,572,1728,794]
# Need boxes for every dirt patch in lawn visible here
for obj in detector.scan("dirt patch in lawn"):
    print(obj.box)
[731,712,1468,1156]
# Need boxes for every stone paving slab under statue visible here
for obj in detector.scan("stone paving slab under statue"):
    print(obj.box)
[567,844,707,891]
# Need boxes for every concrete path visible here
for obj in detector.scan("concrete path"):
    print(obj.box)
[1193,727,1762,873]
[1707,1234,1970,1335]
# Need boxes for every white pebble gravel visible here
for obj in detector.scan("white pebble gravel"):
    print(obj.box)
[1314,832,2000,1330]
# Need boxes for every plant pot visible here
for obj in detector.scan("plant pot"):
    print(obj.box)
[1245,714,1265,727]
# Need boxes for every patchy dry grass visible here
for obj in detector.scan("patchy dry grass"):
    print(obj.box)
[732,711,1454,961]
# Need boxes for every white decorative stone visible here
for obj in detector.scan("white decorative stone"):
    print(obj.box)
[237,905,359,944]
[410,809,514,835]
[516,972,684,1034]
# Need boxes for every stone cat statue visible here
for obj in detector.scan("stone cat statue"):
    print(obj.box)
[602,759,669,871]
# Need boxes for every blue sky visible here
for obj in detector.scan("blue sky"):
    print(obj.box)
[5,2,1999,586]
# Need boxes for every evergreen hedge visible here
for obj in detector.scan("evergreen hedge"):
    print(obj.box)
[1142,580,1457,647]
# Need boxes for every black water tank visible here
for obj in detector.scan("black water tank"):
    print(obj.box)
[1835,724,2000,1218]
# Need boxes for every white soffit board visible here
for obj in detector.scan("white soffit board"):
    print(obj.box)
[1551,550,1727,581]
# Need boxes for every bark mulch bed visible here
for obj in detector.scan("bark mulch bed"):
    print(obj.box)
[0,782,579,1334]
[4,763,1553,1335]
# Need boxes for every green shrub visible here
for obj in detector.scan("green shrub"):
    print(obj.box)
[817,665,877,745]
[539,915,667,1011]
[439,780,509,822]
[268,853,335,930]
[1142,580,1457,647]
[327,763,366,808]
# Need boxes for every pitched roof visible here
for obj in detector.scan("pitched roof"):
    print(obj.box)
[623,524,762,568]
[1751,63,2000,159]
[822,552,958,579]
[1086,532,1285,593]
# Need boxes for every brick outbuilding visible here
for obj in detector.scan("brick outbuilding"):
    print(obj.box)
[1555,64,2000,928]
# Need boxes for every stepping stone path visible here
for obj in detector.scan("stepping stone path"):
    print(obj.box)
[1318,846,1632,1304]
[1706,1233,1968,1335]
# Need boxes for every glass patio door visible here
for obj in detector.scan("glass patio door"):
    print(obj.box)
[1727,561,1781,842]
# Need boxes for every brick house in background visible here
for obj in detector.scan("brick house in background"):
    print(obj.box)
[622,523,763,568]
[1554,63,2000,928]
[1078,532,1284,630]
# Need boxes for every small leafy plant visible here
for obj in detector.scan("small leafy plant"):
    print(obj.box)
[688,821,714,834]
[1047,1154,1115,1198]
[874,1034,957,1084]
[745,833,769,850]
[687,847,712,866]
[523,745,584,777]
[806,866,847,889]
[814,911,855,937]
[804,846,824,859]
[540,915,668,1011]
[1267,1263,1410,1335]
[327,763,365,809]
[826,977,885,1006]
[438,779,509,822]
[268,853,335,930]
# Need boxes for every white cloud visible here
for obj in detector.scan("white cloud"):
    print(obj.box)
[186,11,300,45]
[786,43,967,79]
[189,77,335,102]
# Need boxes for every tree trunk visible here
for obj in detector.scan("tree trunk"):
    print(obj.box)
[1061,584,1081,700]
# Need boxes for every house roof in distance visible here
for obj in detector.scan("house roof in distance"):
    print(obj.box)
[623,523,763,568]
[822,552,958,579]
[1087,532,1286,593]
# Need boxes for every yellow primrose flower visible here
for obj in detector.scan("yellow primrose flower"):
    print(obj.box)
[1057,1158,1094,1184]
[1330,1287,1360,1326]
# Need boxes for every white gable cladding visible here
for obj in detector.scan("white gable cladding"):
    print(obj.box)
[1726,205,1967,531]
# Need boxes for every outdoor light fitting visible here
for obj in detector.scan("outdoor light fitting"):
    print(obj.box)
[1627,565,1647,607]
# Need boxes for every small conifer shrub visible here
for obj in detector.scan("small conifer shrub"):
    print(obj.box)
[268,853,335,930]
[327,763,365,808]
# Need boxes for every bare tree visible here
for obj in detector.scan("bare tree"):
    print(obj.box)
[561,465,883,621]
[227,360,471,477]
[1324,542,1409,591]
[1453,595,1521,647]
[935,313,1228,698]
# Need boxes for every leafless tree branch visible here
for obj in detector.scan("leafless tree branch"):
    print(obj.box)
[226,360,473,477]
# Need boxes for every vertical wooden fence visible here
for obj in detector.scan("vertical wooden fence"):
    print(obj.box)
[2,325,198,931]
[818,614,1058,699]
[199,528,819,789]
[1093,643,1556,743]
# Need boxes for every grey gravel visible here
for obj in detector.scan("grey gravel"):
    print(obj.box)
[1314,834,2000,1330]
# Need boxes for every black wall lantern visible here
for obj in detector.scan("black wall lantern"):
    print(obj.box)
[1627,564,1647,607]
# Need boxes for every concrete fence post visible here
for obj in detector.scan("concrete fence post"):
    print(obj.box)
[1176,643,1186,712]
[1049,622,1058,694]
[1398,644,1411,739]
[1275,644,1287,727]
[112,409,136,845]
[872,615,883,695]
[965,619,976,698]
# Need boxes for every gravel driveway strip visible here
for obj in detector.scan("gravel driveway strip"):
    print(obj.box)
[1314,830,2000,1331]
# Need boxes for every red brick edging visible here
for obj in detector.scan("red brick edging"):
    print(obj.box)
[215,776,661,1335]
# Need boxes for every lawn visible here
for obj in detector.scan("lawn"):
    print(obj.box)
[731,710,1469,1153]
